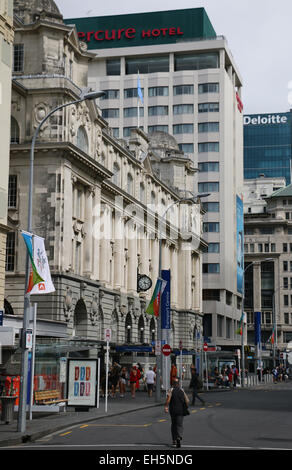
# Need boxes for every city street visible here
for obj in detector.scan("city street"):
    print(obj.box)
[2,382,292,452]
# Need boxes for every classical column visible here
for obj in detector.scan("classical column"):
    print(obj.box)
[62,167,73,271]
[92,185,101,280]
[83,186,93,276]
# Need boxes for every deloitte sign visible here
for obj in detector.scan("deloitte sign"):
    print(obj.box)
[244,114,289,126]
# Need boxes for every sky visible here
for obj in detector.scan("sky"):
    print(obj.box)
[55,0,292,115]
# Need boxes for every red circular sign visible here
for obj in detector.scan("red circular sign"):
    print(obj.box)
[162,344,172,356]
[203,342,208,352]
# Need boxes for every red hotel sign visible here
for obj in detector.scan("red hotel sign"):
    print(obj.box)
[78,27,184,44]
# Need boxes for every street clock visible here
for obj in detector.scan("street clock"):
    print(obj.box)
[137,273,152,292]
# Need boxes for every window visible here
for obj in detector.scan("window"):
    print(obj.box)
[8,175,17,208]
[102,108,120,119]
[198,102,219,113]
[198,142,219,152]
[148,86,169,97]
[284,295,289,306]
[284,313,290,325]
[75,242,81,274]
[203,289,220,301]
[101,89,120,100]
[106,59,120,75]
[198,182,219,192]
[283,243,288,252]
[198,122,219,133]
[5,232,15,272]
[112,128,119,138]
[198,162,219,172]
[203,263,220,274]
[148,106,168,116]
[178,143,194,154]
[198,83,220,94]
[148,125,168,134]
[207,243,220,253]
[283,277,288,289]
[123,107,143,118]
[202,202,219,212]
[124,88,144,99]
[271,243,276,252]
[173,124,194,134]
[123,126,143,137]
[173,85,194,95]
[174,52,219,71]
[264,243,269,253]
[127,173,133,195]
[126,56,169,74]
[10,117,20,143]
[112,162,120,186]
[76,126,89,153]
[173,104,194,115]
[217,315,224,337]
[203,222,219,233]
[258,244,263,253]
[283,261,288,271]
[13,44,24,72]
[250,243,255,253]
[140,183,145,203]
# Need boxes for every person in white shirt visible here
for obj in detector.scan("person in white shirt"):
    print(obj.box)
[145,367,156,397]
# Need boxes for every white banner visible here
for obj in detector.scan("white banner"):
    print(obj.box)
[30,235,55,295]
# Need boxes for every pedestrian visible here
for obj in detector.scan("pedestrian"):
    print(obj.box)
[170,362,178,386]
[189,367,205,406]
[129,365,140,398]
[110,362,121,398]
[145,366,156,397]
[119,366,128,397]
[164,377,190,448]
[232,364,239,388]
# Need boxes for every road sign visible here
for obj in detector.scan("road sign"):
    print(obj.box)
[162,344,172,356]
[155,340,161,355]
[105,328,111,342]
[203,342,208,352]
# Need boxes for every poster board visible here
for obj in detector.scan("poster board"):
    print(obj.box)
[67,359,97,407]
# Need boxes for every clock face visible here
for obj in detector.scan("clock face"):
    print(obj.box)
[138,275,152,291]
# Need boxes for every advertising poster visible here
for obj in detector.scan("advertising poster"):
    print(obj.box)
[67,359,97,407]
[236,195,244,294]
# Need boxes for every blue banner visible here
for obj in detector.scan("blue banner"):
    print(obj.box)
[161,269,171,329]
[236,195,244,294]
[254,311,261,346]
[116,346,152,352]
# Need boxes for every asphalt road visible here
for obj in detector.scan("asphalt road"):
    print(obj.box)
[3,385,292,452]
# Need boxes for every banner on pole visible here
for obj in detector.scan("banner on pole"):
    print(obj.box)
[161,269,171,329]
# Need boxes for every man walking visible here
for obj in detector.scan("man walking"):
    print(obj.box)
[145,366,156,397]
[164,377,189,448]
[189,367,205,406]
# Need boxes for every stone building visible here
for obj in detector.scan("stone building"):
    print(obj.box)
[2,0,207,377]
[0,0,14,311]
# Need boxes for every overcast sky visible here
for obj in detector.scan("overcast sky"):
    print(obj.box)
[55,0,292,115]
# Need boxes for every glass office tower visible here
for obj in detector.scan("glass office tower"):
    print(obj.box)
[244,112,292,184]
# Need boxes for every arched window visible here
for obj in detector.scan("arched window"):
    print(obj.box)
[77,126,89,153]
[73,299,87,337]
[138,315,145,343]
[10,117,20,144]
[112,162,120,186]
[127,173,133,195]
[111,311,119,343]
[125,313,132,343]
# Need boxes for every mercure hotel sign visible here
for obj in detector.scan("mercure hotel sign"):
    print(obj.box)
[64,8,217,50]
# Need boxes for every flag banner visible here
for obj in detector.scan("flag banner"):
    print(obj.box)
[21,231,55,295]
[268,328,275,345]
[236,312,244,335]
[146,278,167,317]
[137,73,144,105]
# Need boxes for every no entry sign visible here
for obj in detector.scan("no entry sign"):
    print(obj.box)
[162,344,172,356]
[203,342,208,352]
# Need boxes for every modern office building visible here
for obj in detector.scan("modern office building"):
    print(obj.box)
[66,8,245,352]
[244,112,292,184]
[0,0,14,311]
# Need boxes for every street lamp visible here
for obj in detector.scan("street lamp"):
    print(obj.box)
[17,90,105,433]
[155,193,209,402]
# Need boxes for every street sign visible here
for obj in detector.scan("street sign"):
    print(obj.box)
[155,340,161,356]
[104,328,111,342]
[203,342,208,352]
[162,344,172,356]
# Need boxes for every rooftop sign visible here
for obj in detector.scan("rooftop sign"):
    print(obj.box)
[64,8,216,50]
[244,114,289,126]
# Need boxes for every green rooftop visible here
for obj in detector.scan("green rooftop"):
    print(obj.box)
[268,184,292,198]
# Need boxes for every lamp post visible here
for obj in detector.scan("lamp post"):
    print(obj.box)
[242,257,274,386]
[17,91,105,433]
[155,193,209,402]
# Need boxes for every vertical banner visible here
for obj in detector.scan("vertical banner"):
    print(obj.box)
[254,311,261,346]
[236,195,244,294]
[161,270,171,392]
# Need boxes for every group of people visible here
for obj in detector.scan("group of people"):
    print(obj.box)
[100,362,157,399]
[212,365,240,388]
[271,365,290,383]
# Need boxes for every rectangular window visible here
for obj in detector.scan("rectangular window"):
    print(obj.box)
[203,222,220,233]
[264,243,269,253]
[198,142,219,153]
[217,315,224,337]
[250,243,255,253]
[271,243,276,252]
[198,102,219,113]
[284,313,290,325]
[284,295,289,306]
[203,289,220,301]
[8,175,17,208]
[207,242,220,253]
[174,52,219,71]
[283,243,288,252]
[198,182,219,192]
[198,83,220,94]
[13,44,24,72]
[123,107,144,118]
[126,56,169,74]
[106,59,120,76]
[178,143,194,154]
[173,84,194,96]
[148,106,168,116]
[173,104,194,115]
[173,124,194,134]
[198,122,219,133]
[123,126,144,137]
[124,88,144,99]
[148,125,168,134]
[283,260,288,271]
[102,108,120,119]
[101,89,120,100]
[203,263,220,274]
[5,232,15,272]
[148,86,169,97]
[258,243,263,253]
[202,202,220,212]
[283,277,288,289]
[198,161,219,172]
